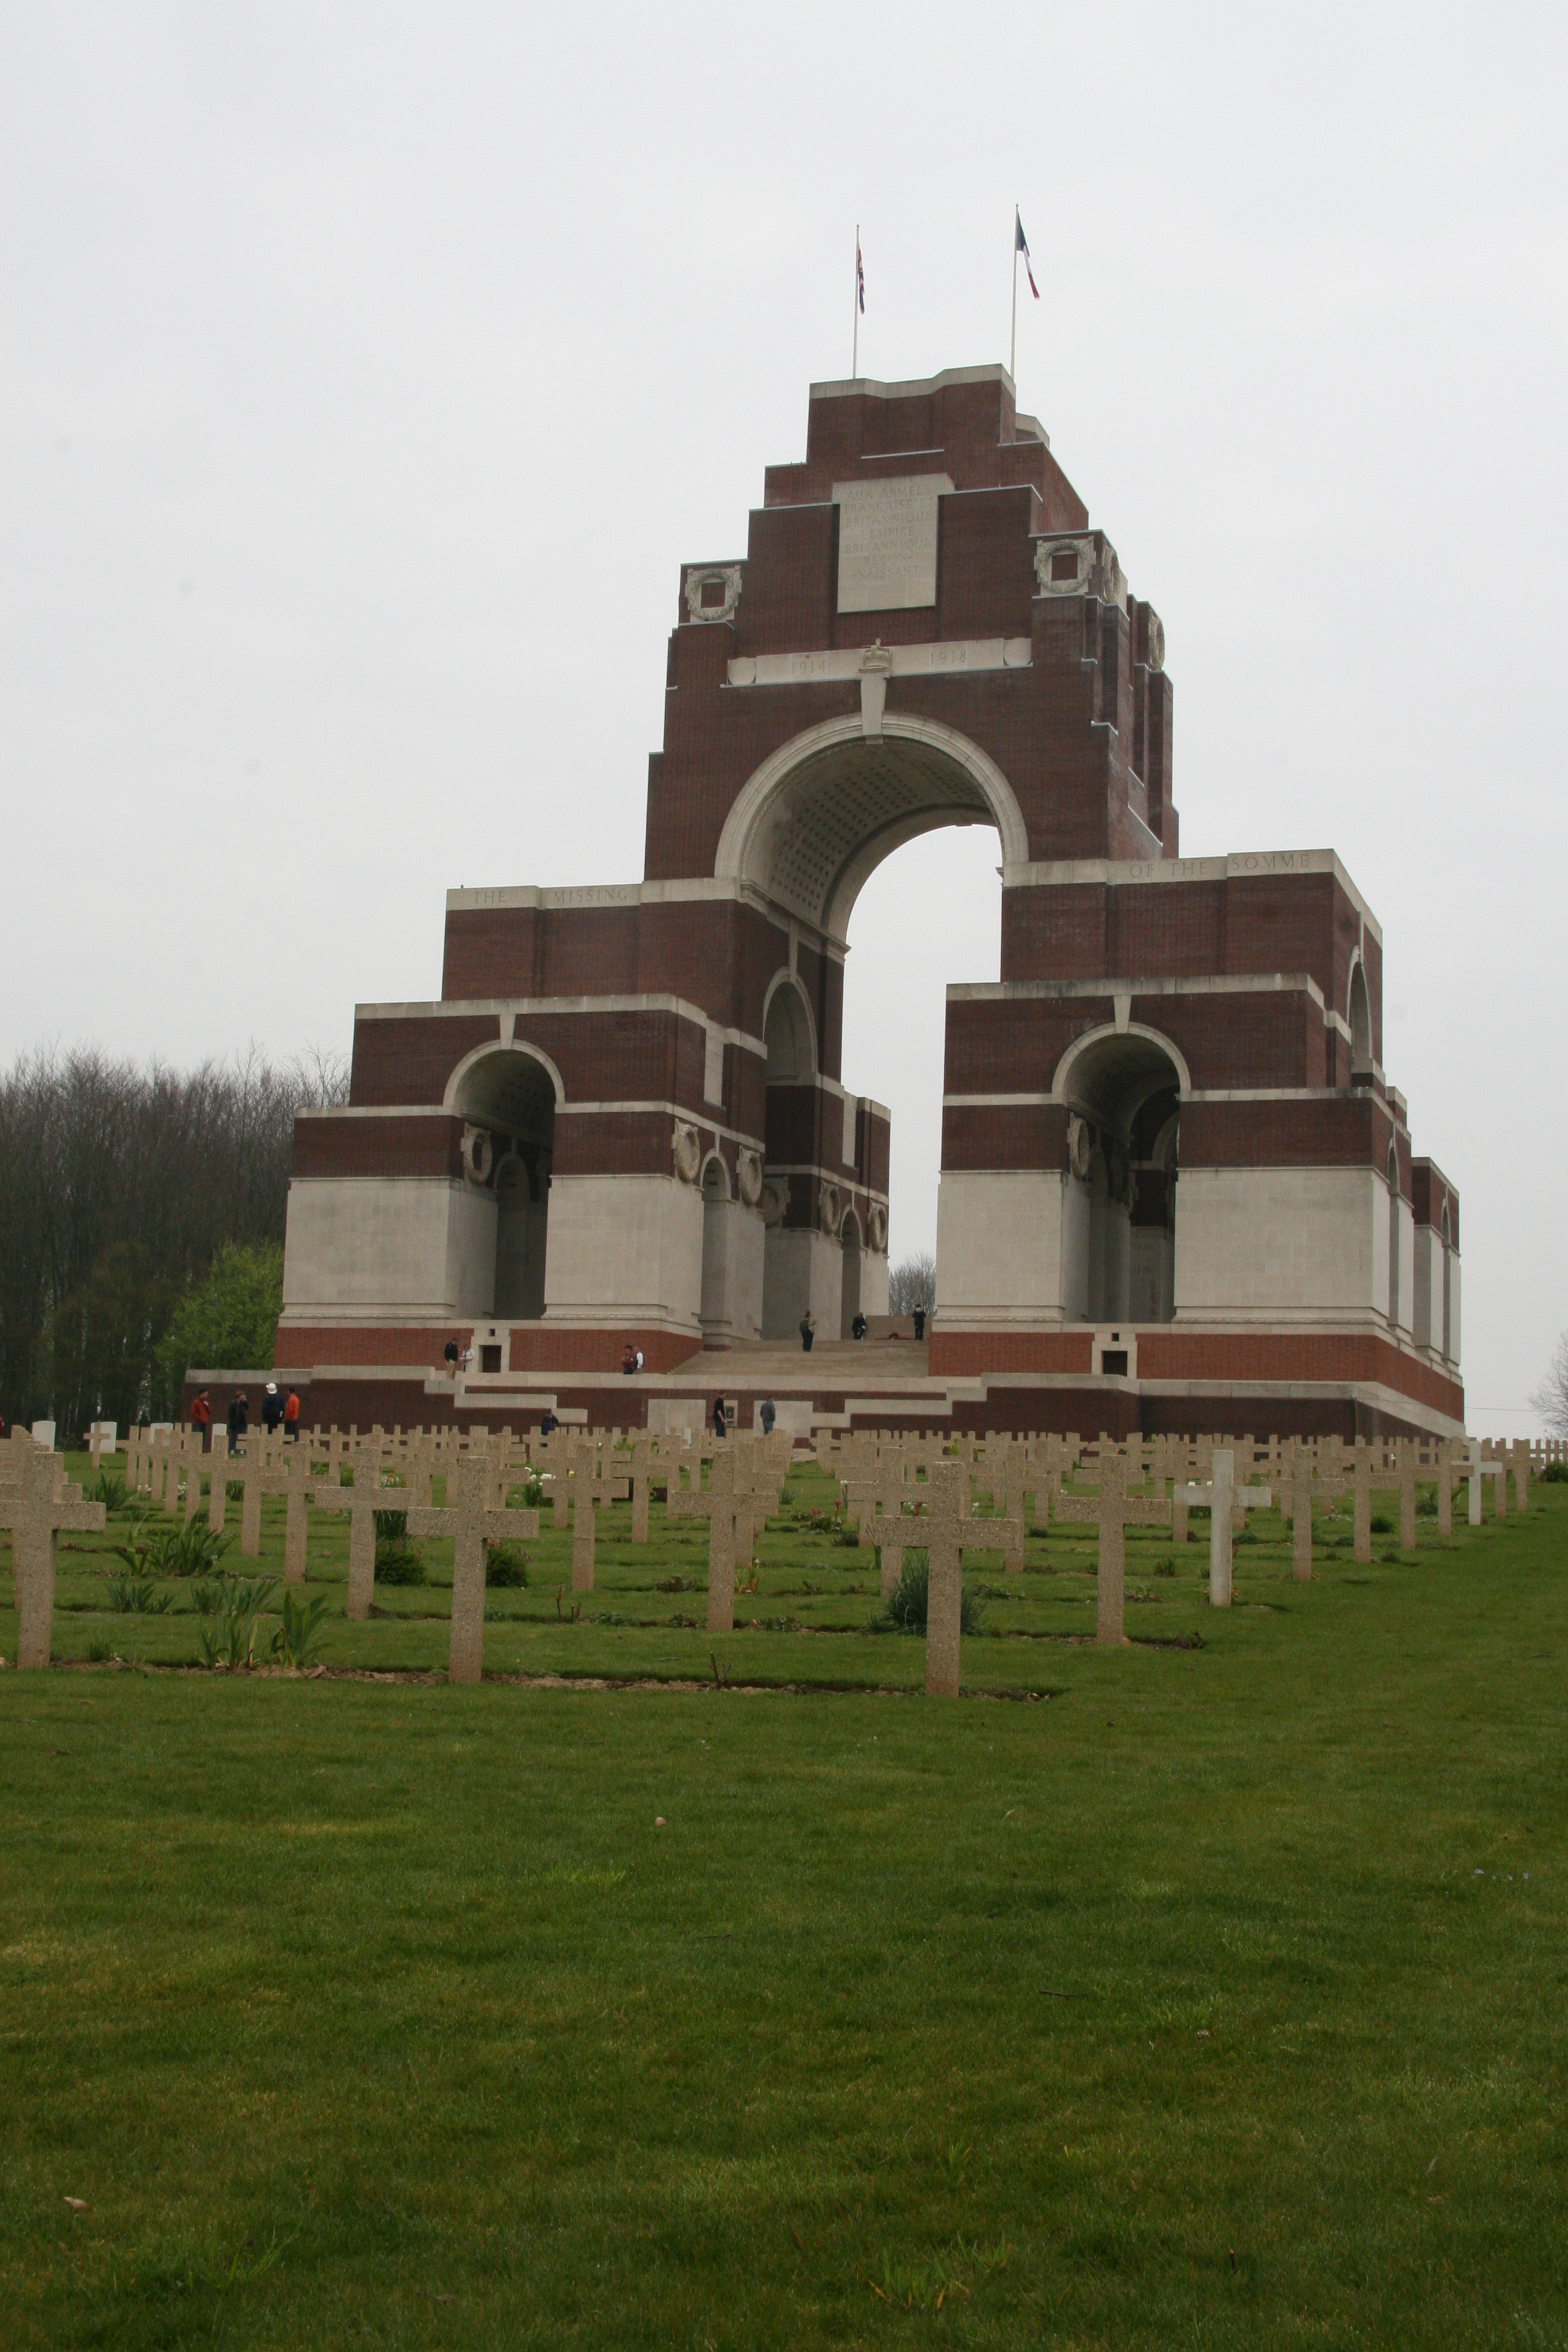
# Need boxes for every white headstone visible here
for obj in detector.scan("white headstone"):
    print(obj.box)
[30,1421,55,1451]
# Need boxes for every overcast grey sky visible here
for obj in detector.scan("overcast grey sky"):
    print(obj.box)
[3,3,1565,1426]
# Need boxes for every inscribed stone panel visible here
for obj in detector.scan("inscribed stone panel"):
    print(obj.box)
[833,477,953,614]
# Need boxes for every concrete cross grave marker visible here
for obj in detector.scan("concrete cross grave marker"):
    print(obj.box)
[1349,1437,1385,1565]
[1177,1447,1271,1608]
[1425,1436,1457,1538]
[237,1432,284,1559]
[181,1432,207,1525]
[146,1430,170,1512]
[206,1430,230,1532]
[405,1457,540,1685]
[568,1443,631,1593]
[867,1469,927,1600]
[628,1437,655,1545]
[918,1460,1001,1696]
[666,1449,758,1634]
[1286,1444,1349,1581]
[1463,1440,1506,1528]
[255,1443,320,1584]
[0,1436,107,1668]
[1053,1444,1171,1643]
[1394,1439,1422,1553]
[529,1429,574,1528]
[1508,1439,1531,1514]
[310,1446,388,1620]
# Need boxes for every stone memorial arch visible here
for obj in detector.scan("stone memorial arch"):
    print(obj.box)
[275,363,1463,1437]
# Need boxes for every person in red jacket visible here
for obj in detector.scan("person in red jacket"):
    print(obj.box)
[283,1389,301,1441]
[189,1388,213,1451]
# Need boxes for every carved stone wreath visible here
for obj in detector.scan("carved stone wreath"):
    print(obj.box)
[683,565,742,626]
[1067,1114,1093,1181]
[1034,534,1122,607]
[672,1121,701,1183]
[760,1176,789,1229]
[818,1181,841,1236]
[867,1202,888,1253]
[736,1146,763,1208]
[462,1125,494,1187]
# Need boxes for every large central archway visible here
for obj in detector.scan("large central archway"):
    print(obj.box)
[719,718,1025,1342]
[715,712,1030,939]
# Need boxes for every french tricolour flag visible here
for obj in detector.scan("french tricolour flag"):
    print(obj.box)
[856,238,865,313]
[1016,209,1039,299]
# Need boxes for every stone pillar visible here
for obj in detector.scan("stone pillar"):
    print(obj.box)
[15,1522,58,1671]
[207,1431,228,1532]
[707,1508,736,1634]
[571,1492,595,1593]
[1208,1449,1235,1608]
[925,1552,961,1697]
[448,1528,486,1685]
[345,1498,376,1622]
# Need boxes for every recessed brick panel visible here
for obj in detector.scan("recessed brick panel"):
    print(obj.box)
[291,1113,464,1181]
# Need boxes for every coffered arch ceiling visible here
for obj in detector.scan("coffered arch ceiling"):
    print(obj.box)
[714,713,1029,941]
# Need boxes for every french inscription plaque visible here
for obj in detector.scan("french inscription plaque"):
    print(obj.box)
[833,474,953,614]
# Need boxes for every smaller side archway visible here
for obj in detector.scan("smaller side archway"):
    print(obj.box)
[699,1153,730,1336]
[443,1042,559,1320]
[839,1204,863,1339]
[1052,1024,1186,1324]
[762,972,817,1082]
[1348,957,1373,1079]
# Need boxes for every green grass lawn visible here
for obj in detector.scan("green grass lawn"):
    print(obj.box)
[1,1461,1565,2347]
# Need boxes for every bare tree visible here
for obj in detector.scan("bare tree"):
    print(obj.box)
[0,1043,341,1435]
[1530,1329,1568,1438]
[888,1250,937,1315]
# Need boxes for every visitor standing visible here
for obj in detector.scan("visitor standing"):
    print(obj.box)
[758,1398,776,1436]
[799,1310,816,1354]
[190,1387,213,1449]
[712,1396,728,1440]
[262,1381,284,1434]
[226,1391,249,1447]
[283,1389,301,1441]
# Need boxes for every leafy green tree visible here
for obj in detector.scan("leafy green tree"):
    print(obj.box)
[154,1242,284,1404]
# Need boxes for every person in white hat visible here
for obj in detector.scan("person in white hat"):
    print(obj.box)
[261,1380,284,1435]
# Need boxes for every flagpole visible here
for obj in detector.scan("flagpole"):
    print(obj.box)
[1010,203,1018,381]
[852,224,860,379]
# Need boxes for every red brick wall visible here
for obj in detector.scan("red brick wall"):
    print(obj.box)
[291,1113,464,1181]
[352,1016,499,1107]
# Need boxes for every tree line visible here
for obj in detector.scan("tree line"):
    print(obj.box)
[0,1046,346,1437]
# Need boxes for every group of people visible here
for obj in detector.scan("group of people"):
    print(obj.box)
[620,1344,646,1375]
[187,1379,301,1449]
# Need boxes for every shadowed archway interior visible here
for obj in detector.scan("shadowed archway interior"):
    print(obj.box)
[1057,1030,1183,1324]
[449,1048,555,1319]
